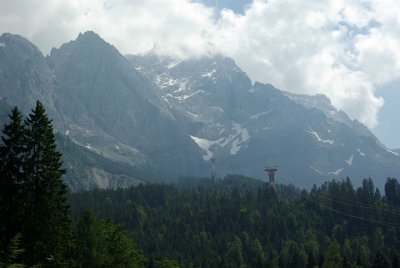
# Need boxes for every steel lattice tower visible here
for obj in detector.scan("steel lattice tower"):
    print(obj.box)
[265,166,277,184]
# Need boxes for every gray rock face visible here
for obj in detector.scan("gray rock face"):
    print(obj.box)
[130,54,400,188]
[0,33,60,121]
[1,31,398,190]
[0,32,206,190]
[47,31,206,178]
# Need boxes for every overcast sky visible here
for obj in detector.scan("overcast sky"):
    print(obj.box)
[0,0,399,148]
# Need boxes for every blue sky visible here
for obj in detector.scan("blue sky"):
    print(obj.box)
[200,0,252,14]
[0,0,399,148]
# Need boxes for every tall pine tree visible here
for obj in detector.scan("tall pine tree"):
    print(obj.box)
[22,101,74,265]
[0,107,26,259]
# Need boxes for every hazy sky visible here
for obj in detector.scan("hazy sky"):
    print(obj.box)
[0,0,399,148]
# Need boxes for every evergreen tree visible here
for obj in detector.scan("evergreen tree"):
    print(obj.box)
[322,240,343,268]
[385,178,400,206]
[227,236,245,267]
[0,107,26,259]
[22,101,73,265]
[76,210,146,267]
[0,233,25,267]
[372,251,389,268]
[76,210,103,266]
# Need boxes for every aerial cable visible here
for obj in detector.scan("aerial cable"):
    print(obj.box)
[318,201,400,230]
[297,191,400,229]
[317,192,400,216]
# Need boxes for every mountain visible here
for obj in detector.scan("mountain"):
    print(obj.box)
[55,133,162,191]
[0,31,399,190]
[0,32,205,190]
[0,33,147,190]
[0,33,61,121]
[47,31,206,178]
[129,53,400,188]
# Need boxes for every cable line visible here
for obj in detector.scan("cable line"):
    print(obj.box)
[318,202,400,230]
[319,191,400,216]
[296,191,400,230]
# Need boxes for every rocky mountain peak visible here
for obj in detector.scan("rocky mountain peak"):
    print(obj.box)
[168,54,242,77]
[0,33,44,59]
[76,31,105,44]
[0,33,59,119]
[48,31,120,69]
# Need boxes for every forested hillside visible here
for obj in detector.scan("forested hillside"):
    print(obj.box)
[2,103,400,267]
[71,176,400,267]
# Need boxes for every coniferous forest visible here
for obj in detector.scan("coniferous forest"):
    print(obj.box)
[1,104,400,267]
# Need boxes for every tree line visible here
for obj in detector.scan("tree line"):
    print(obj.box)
[70,176,400,267]
[2,102,400,267]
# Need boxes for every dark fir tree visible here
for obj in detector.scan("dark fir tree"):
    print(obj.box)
[0,107,26,259]
[385,178,400,207]
[22,101,74,265]
[76,210,146,267]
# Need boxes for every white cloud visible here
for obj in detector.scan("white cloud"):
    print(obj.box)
[0,0,399,128]
[211,0,395,127]
[0,0,215,57]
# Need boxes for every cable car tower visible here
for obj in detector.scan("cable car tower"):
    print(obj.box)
[210,157,216,183]
[265,166,277,184]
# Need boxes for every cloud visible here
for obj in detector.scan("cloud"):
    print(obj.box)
[0,0,215,57]
[211,0,392,127]
[0,0,399,128]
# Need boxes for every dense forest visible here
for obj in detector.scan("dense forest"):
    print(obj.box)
[70,176,400,268]
[1,103,400,267]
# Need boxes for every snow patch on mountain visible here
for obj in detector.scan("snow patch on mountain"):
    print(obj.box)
[167,79,178,86]
[176,80,188,93]
[356,149,365,156]
[176,90,205,101]
[0,42,5,48]
[387,149,400,156]
[201,69,216,78]
[190,136,217,160]
[307,129,334,145]
[190,123,251,159]
[250,109,272,120]
[328,168,344,176]
[233,123,250,142]
[286,95,310,103]
[185,110,200,119]
[158,78,179,89]
[167,59,182,69]
[230,140,242,155]
[310,166,324,175]
[212,106,224,113]
[345,154,354,166]
[230,123,250,155]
